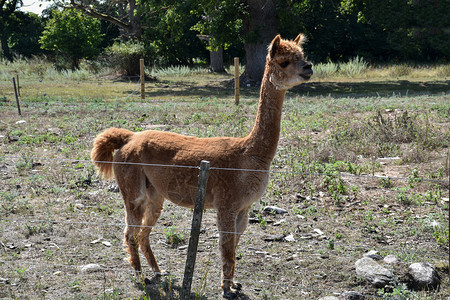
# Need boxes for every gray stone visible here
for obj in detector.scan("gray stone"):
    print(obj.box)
[342,291,365,300]
[364,250,383,261]
[263,206,288,214]
[383,254,399,265]
[355,257,394,288]
[408,262,440,290]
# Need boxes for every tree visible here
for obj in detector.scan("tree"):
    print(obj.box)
[192,0,277,83]
[39,9,103,69]
[0,0,22,61]
[8,11,44,58]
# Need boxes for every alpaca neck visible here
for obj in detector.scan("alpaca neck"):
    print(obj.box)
[246,72,286,162]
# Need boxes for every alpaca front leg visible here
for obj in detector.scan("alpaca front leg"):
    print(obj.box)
[217,212,238,297]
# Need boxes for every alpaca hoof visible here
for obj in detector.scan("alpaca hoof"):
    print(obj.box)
[223,288,237,299]
[223,285,241,299]
[232,282,242,291]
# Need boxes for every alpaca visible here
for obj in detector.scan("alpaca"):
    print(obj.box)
[91,33,312,297]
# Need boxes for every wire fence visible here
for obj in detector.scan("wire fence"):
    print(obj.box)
[1,152,448,299]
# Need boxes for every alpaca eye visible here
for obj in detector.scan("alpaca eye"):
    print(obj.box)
[279,61,290,68]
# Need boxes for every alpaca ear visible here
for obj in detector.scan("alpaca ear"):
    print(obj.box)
[269,34,281,59]
[294,33,306,45]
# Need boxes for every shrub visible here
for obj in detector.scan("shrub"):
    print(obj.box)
[313,61,339,79]
[339,56,368,77]
[105,41,154,76]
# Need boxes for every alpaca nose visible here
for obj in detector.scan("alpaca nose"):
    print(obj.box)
[302,61,313,75]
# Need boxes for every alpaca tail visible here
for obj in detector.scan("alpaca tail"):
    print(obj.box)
[91,128,134,179]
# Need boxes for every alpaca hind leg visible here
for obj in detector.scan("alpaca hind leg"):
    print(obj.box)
[123,202,144,273]
[115,164,146,273]
[138,186,164,274]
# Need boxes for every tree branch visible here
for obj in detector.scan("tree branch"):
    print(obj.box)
[69,0,132,33]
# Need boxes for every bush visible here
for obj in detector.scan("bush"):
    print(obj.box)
[105,41,154,76]
[313,61,339,79]
[339,56,369,77]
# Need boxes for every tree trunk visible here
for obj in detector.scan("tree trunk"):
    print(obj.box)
[128,0,141,40]
[0,29,13,61]
[242,0,278,84]
[210,48,224,72]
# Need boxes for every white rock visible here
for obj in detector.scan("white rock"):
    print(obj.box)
[15,120,26,124]
[313,228,324,236]
[80,263,102,273]
[284,234,295,242]
[383,255,399,265]
[101,241,112,247]
[409,262,440,290]
[273,219,286,226]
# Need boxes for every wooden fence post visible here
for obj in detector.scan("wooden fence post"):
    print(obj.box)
[140,58,145,100]
[13,77,21,116]
[180,160,210,299]
[234,57,240,105]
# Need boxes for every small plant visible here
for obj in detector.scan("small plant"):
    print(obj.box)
[256,213,267,229]
[164,226,185,248]
[380,177,392,188]
[408,168,422,188]
[16,267,27,281]
[327,239,335,250]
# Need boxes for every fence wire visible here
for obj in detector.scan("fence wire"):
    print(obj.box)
[0,152,448,299]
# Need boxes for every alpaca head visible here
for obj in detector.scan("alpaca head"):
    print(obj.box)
[266,34,313,90]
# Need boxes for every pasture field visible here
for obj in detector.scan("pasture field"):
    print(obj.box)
[0,63,449,299]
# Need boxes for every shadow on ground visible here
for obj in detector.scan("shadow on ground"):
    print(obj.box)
[137,275,252,299]
[126,79,449,100]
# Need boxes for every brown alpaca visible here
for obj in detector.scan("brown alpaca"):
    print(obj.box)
[91,34,312,297]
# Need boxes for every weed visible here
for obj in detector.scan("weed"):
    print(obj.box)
[24,221,53,237]
[164,226,185,248]
[408,168,422,188]
[327,239,335,250]
[255,213,267,229]
[380,177,392,188]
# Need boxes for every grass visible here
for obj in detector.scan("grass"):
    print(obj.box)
[0,58,448,299]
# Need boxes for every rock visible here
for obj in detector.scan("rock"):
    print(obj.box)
[408,262,440,290]
[284,234,295,242]
[383,254,399,265]
[101,241,112,247]
[263,206,288,214]
[355,257,394,288]
[273,219,286,226]
[0,277,9,284]
[264,234,284,242]
[108,184,120,193]
[80,263,102,273]
[15,120,26,124]
[364,250,383,261]
[318,297,339,300]
[313,228,325,236]
[342,291,365,300]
